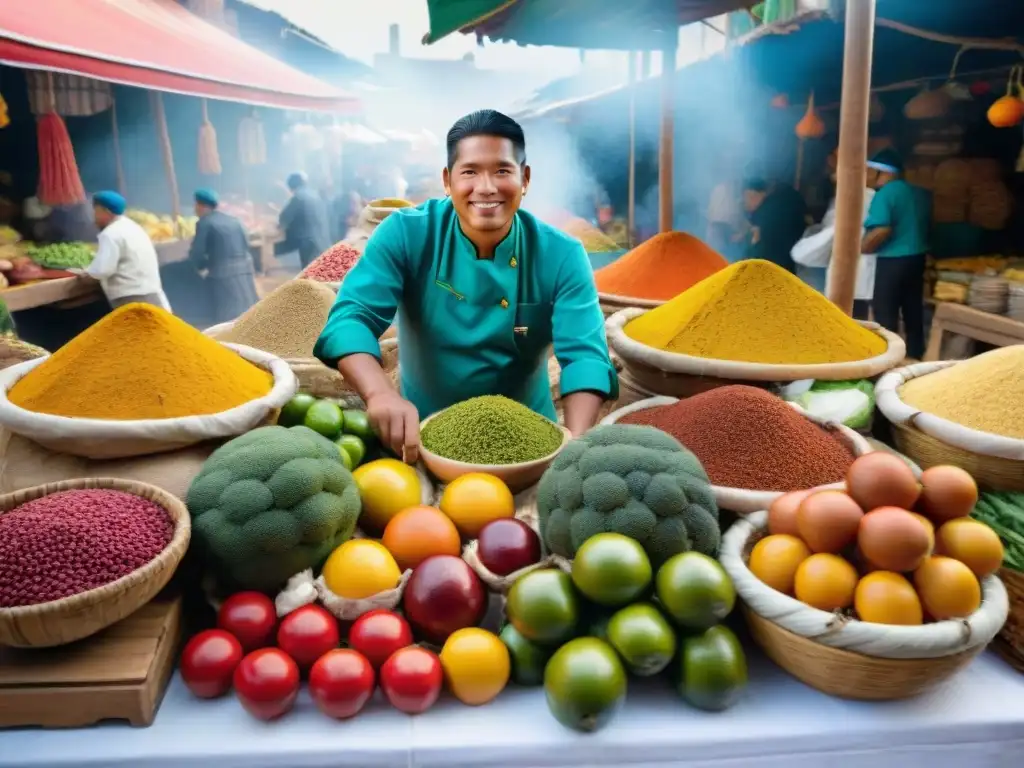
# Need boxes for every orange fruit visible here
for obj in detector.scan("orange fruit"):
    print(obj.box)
[854,571,923,625]
[439,473,515,538]
[794,553,858,611]
[913,555,981,620]
[934,518,1004,579]
[908,512,935,553]
[748,534,812,595]
[382,505,462,571]
[440,627,510,705]
[321,539,402,599]
[353,459,423,534]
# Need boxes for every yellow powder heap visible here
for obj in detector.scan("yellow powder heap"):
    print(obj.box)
[899,346,1024,438]
[624,259,887,365]
[8,303,273,420]
[217,279,336,358]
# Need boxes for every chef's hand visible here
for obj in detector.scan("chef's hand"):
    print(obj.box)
[365,389,420,464]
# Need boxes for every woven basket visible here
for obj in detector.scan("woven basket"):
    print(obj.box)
[598,291,663,318]
[0,337,47,373]
[721,511,1009,700]
[992,566,1024,672]
[606,308,906,396]
[876,362,1024,491]
[602,397,875,515]
[0,477,191,648]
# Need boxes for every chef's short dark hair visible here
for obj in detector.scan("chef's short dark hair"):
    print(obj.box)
[446,110,526,169]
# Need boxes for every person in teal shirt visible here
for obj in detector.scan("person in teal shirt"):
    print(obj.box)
[314,110,618,463]
[862,148,931,359]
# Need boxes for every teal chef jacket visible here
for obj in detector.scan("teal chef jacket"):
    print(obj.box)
[314,197,618,421]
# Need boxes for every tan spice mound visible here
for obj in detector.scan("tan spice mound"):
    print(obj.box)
[217,279,336,358]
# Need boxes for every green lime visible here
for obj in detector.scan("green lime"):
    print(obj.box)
[606,603,677,677]
[303,400,344,440]
[279,393,317,427]
[342,409,374,442]
[656,552,736,630]
[499,623,550,686]
[505,569,579,646]
[571,533,652,607]
[675,625,747,712]
[336,445,353,470]
[335,433,366,468]
[544,637,626,733]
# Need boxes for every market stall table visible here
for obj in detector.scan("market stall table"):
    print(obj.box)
[0,277,101,312]
[2,651,1021,768]
[924,301,1024,361]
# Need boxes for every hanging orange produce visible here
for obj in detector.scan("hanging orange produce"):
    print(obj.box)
[0,92,9,129]
[795,92,825,139]
[37,112,86,206]
[198,99,222,175]
[987,66,1024,128]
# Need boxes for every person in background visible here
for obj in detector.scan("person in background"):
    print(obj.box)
[189,189,259,325]
[276,171,331,269]
[36,202,97,245]
[862,148,931,360]
[742,178,807,274]
[81,191,170,311]
[706,176,746,261]
[315,109,617,462]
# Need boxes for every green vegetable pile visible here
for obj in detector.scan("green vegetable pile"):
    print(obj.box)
[421,395,564,464]
[187,425,361,591]
[972,491,1024,572]
[26,241,94,269]
[536,423,720,565]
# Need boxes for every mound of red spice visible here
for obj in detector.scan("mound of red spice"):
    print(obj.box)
[301,242,360,282]
[0,489,174,608]
[619,385,855,491]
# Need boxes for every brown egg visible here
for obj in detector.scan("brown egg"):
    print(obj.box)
[796,490,864,554]
[917,465,978,524]
[908,512,935,555]
[858,506,932,573]
[846,452,921,512]
[768,489,814,537]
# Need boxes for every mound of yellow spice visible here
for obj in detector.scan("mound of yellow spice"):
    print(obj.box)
[623,259,887,365]
[899,346,1024,438]
[8,303,273,420]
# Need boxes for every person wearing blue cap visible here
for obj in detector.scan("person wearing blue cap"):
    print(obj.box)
[189,188,258,324]
[275,171,331,269]
[862,148,932,359]
[83,191,170,311]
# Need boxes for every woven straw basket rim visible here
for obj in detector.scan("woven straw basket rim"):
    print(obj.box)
[0,477,191,646]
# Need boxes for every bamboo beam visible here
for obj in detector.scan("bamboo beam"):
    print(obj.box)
[658,36,677,233]
[150,91,181,236]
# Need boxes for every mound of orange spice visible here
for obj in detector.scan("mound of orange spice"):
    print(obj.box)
[594,231,727,301]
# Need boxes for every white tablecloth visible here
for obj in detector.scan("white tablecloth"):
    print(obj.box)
[2,652,1023,768]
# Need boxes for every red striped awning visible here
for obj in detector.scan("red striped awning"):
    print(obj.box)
[0,0,359,112]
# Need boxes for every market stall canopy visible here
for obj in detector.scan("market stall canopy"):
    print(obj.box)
[0,0,360,112]
[423,0,758,50]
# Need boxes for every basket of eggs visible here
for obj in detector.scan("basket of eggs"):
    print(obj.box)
[719,452,1009,700]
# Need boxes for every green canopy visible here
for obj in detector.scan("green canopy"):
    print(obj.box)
[423,0,758,50]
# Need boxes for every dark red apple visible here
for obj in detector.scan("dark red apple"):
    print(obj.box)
[402,555,486,644]
[477,519,542,576]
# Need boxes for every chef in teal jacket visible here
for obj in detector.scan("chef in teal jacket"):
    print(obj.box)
[314,110,618,463]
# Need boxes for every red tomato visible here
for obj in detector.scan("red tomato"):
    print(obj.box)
[233,648,300,721]
[277,605,340,672]
[217,592,277,652]
[180,629,243,699]
[309,649,376,720]
[349,609,414,669]
[379,646,443,715]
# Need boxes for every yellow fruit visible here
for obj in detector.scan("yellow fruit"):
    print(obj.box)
[748,534,811,595]
[353,459,423,534]
[439,473,515,538]
[854,571,923,625]
[793,553,858,611]
[934,518,1004,579]
[913,555,981,620]
[321,539,401,599]
[440,628,510,705]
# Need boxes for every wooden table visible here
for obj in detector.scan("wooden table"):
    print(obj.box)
[923,301,1024,361]
[249,231,283,276]
[154,239,191,267]
[0,277,102,313]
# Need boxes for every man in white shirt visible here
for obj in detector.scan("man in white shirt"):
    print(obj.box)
[84,191,170,311]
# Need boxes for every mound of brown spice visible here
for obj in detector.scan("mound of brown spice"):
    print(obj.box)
[619,385,855,491]
[216,279,336,359]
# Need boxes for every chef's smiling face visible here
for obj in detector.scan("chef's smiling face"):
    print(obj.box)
[444,135,531,235]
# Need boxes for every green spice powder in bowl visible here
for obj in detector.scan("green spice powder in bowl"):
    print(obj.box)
[419,395,571,492]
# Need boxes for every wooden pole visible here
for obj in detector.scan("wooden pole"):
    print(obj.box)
[110,95,126,197]
[627,51,637,246]
[150,91,182,236]
[828,0,877,315]
[658,36,677,233]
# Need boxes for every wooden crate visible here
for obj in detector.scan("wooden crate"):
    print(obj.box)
[0,597,181,728]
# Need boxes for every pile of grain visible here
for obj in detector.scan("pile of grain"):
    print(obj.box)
[216,279,336,359]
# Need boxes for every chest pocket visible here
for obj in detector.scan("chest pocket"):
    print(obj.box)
[513,301,553,363]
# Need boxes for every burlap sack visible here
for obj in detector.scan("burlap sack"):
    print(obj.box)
[462,540,568,593]
[314,569,412,621]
